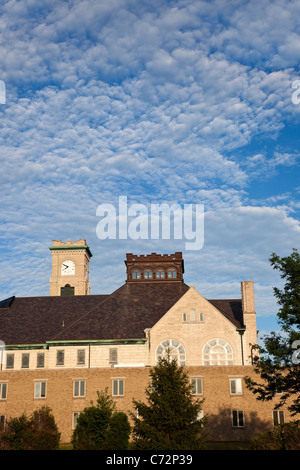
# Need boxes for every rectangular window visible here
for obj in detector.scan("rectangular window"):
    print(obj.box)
[56,350,64,365]
[77,349,85,365]
[109,348,118,365]
[112,379,124,396]
[73,412,79,429]
[6,354,14,369]
[191,377,203,395]
[0,415,5,430]
[34,381,47,398]
[73,380,86,397]
[232,410,244,427]
[273,410,285,426]
[37,353,45,368]
[230,378,242,395]
[0,383,7,400]
[22,353,29,368]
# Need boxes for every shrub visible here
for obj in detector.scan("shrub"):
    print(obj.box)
[250,421,300,450]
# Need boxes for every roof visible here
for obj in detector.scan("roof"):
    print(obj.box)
[0,283,243,346]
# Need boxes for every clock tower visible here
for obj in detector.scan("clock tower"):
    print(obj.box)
[49,239,92,296]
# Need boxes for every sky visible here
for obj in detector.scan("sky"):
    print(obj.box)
[0,0,299,343]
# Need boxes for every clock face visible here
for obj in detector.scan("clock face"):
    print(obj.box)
[61,260,75,275]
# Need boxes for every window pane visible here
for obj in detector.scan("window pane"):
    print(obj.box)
[57,350,64,365]
[279,411,285,424]
[113,380,118,396]
[74,381,79,396]
[37,353,45,368]
[191,378,196,394]
[119,380,124,395]
[41,382,46,398]
[1,384,7,399]
[230,379,236,394]
[6,354,14,369]
[232,410,238,427]
[80,381,85,396]
[22,354,29,368]
[77,350,85,364]
[197,378,202,394]
[35,382,40,398]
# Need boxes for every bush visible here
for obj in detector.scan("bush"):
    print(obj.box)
[0,406,60,450]
[102,412,131,450]
[250,421,300,450]
[71,389,131,450]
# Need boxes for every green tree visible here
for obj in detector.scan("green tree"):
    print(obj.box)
[72,388,116,450]
[131,353,207,450]
[245,249,300,416]
[102,411,131,450]
[0,406,60,450]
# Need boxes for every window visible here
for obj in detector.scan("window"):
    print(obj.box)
[56,350,64,365]
[156,269,165,279]
[37,353,45,368]
[230,378,242,395]
[273,410,285,426]
[34,381,47,398]
[109,348,118,365]
[182,312,187,322]
[144,269,153,279]
[112,379,124,396]
[132,270,141,279]
[73,412,80,429]
[0,415,5,430]
[156,339,186,366]
[199,312,204,322]
[191,377,203,395]
[77,349,85,365]
[61,284,74,296]
[202,338,234,365]
[73,380,86,397]
[0,383,7,400]
[190,309,196,322]
[232,410,244,427]
[22,353,29,368]
[168,269,177,279]
[6,354,14,369]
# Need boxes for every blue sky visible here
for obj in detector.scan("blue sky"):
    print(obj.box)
[0,0,299,342]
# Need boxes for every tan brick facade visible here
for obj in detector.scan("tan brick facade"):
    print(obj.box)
[0,365,294,443]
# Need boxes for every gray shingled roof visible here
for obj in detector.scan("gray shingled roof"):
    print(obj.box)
[0,283,243,346]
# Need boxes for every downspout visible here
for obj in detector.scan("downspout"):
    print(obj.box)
[236,328,246,365]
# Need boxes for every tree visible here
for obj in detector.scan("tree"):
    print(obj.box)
[71,388,131,450]
[102,411,131,450]
[131,353,207,450]
[0,406,60,450]
[245,249,300,416]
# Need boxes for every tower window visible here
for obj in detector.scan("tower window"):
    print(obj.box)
[168,269,177,279]
[144,269,153,279]
[61,284,74,296]
[132,270,141,280]
[156,269,165,279]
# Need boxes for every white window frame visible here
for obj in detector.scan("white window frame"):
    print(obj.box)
[229,377,243,395]
[34,380,47,399]
[73,379,86,398]
[273,410,285,426]
[112,378,124,396]
[190,377,203,395]
[232,410,245,427]
[0,382,8,400]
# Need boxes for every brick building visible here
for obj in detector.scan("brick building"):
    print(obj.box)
[0,240,293,443]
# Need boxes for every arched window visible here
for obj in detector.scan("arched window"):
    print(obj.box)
[144,269,153,279]
[156,269,165,279]
[156,339,186,366]
[182,312,187,322]
[132,269,141,280]
[168,268,177,279]
[202,338,234,366]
